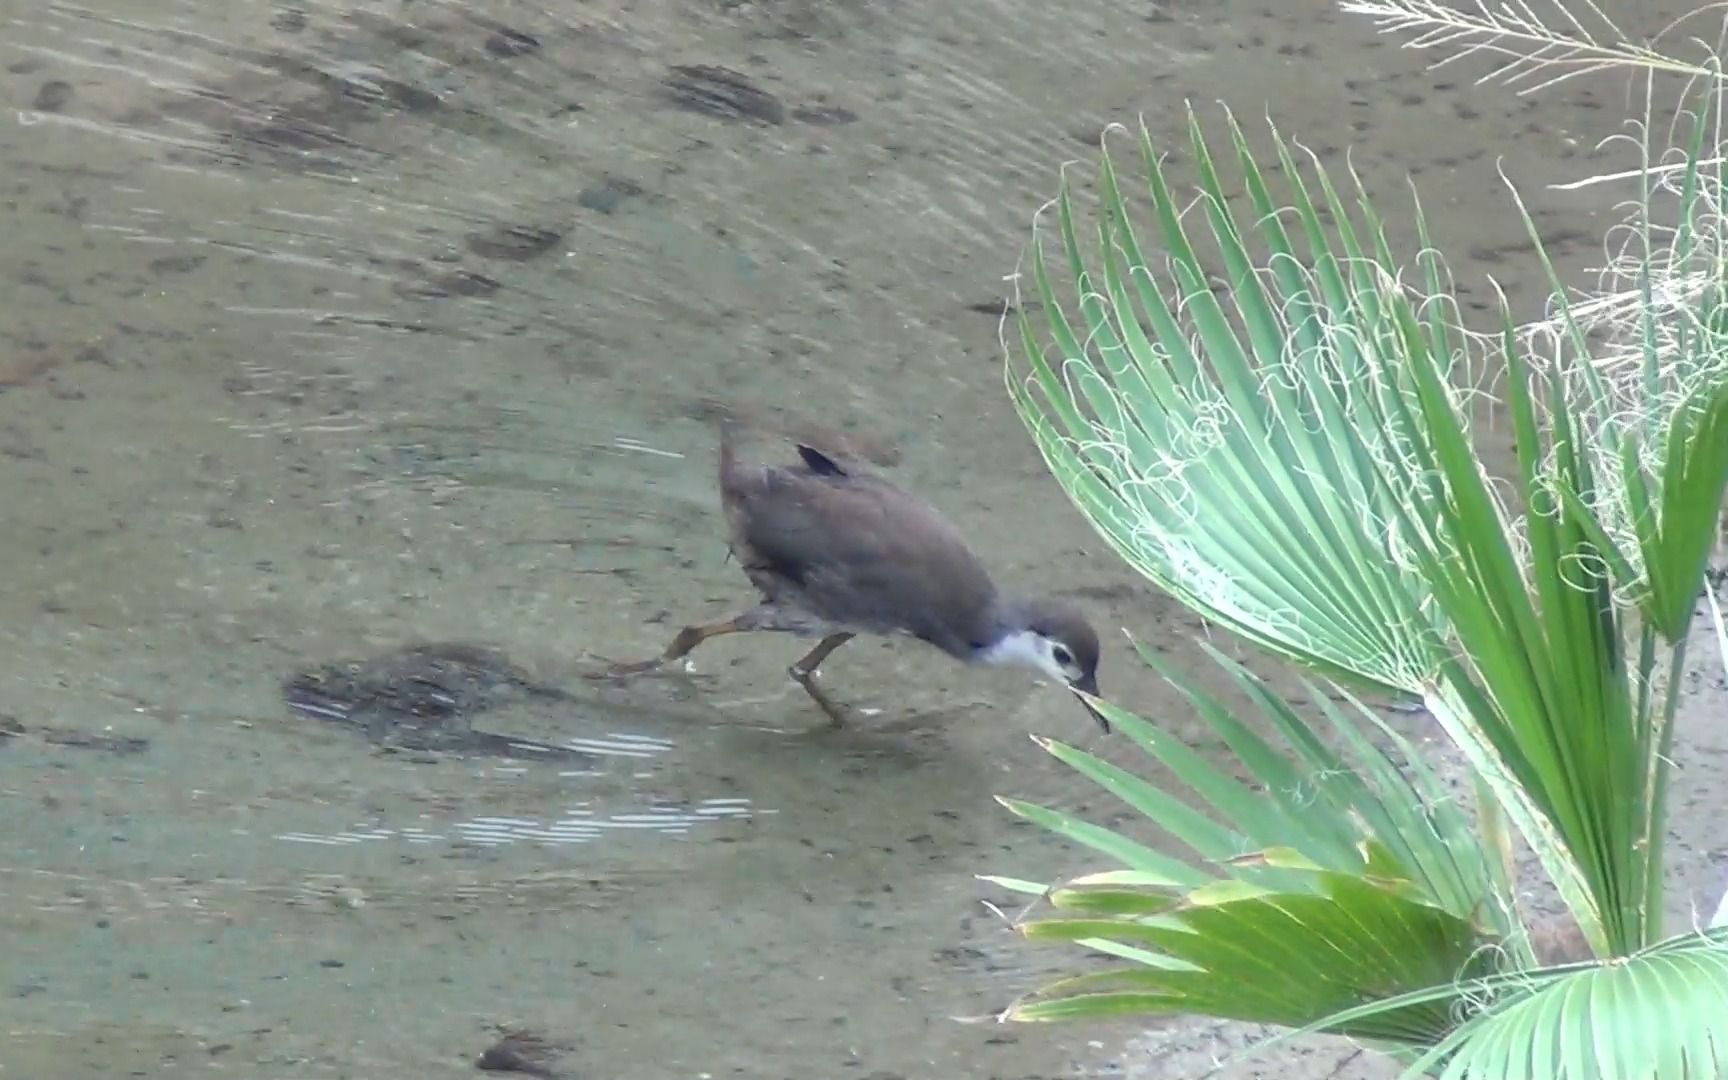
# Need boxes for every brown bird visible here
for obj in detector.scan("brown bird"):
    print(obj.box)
[596,422,1106,730]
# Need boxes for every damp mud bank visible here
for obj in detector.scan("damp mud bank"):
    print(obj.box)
[0,1,1719,1077]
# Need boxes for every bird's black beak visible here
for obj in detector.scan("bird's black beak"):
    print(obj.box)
[1070,673,1108,733]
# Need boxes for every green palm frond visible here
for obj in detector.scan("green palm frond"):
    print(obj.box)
[1007,108,1455,701]
[994,653,1728,1069]
[1006,91,1728,955]
[1010,865,1500,1044]
[991,12,1728,1079]
[995,667,1728,1070]
[991,3,1728,1074]
[986,651,1513,1033]
[1422,931,1728,1080]
[1004,105,1580,941]
[1295,929,1728,1080]
[988,651,1497,917]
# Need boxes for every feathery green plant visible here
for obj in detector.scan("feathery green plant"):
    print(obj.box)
[990,3,1728,1076]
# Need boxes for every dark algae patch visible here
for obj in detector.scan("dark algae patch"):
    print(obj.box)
[662,64,786,124]
[282,642,592,761]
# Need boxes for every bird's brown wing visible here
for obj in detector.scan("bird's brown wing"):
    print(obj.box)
[728,469,998,656]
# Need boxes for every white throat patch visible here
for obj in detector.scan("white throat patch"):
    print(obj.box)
[977,629,1069,683]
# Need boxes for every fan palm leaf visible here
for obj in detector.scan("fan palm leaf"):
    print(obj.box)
[992,5,1728,1073]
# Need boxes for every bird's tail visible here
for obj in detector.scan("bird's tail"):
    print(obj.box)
[692,396,745,498]
[717,413,741,494]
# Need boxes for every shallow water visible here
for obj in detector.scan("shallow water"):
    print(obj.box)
[0,1,1721,1077]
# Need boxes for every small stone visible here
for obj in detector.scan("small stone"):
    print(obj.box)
[485,28,540,58]
[32,81,73,113]
[466,224,562,262]
[270,7,308,32]
[476,1029,566,1077]
[576,177,643,215]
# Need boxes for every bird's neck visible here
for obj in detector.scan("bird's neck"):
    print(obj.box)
[974,627,1049,671]
[969,593,1040,669]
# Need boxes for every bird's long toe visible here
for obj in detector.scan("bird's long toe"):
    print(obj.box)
[579,652,667,680]
[788,667,854,730]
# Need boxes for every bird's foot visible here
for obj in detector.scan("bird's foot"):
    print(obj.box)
[579,650,677,681]
[581,626,712,681]
[789,667,854,732]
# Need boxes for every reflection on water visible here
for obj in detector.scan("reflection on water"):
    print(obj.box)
[274,793,758,849]
[0,0,1696,1077]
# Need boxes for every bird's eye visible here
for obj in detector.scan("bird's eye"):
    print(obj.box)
[1052,645,1074,666]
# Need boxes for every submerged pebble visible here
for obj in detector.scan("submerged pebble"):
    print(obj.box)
[663,64,786,125]
[32,80,73,112]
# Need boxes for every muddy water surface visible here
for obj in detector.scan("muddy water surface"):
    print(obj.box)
[0,1,1718,1077]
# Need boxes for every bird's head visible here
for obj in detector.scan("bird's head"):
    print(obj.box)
[979,597,1107,731]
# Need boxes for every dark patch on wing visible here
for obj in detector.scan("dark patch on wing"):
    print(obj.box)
[795,444,847,476]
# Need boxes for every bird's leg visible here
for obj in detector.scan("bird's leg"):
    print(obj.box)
[588,603,800,680]
[787,632,855,728]
[591,608,860,728]
[589,617,748,679]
